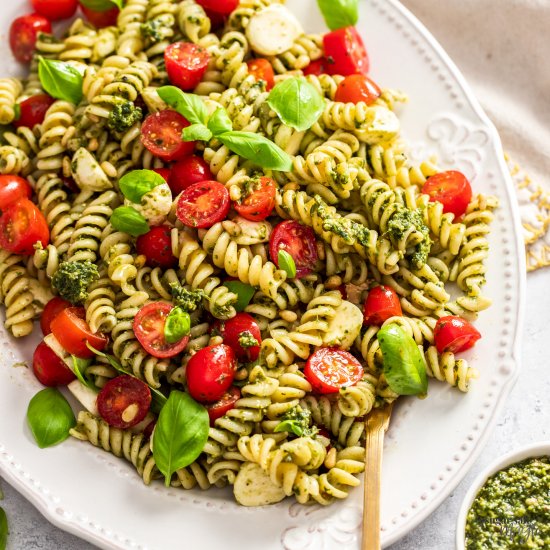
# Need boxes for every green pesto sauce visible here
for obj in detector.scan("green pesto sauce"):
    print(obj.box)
[238,331,259,349]
[274,405,318,438]
[465,456,550,550]
[108,101,143,133]
[169,284,205,313]
[52,260,99,305]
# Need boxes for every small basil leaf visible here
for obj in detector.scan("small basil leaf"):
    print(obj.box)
[157,86,208,126]
[207,108,233,136]
[38,58,83,105]
[274,419,304,437]
[71,355,96,391]
[317,0,359,30]
[164,307,191,344]
[278,250,296,278]
[13,104,20,121]
[219,131,293,171]
[0,507,6,550]
[223,281,255,312]
[182,123,212,142]
[79,0,123,10]
[110,206,150,236]
[27,388,76,448]
[119,169,165,203]
[152,391,209,486]
[267,78,325,132]
[377,323,428,396]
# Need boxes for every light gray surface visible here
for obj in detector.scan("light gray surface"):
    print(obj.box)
[1,269,547,549]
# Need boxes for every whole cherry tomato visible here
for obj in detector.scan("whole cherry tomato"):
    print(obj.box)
[9,14,52,63]
[363,285,402,326]
[434,316,481,354]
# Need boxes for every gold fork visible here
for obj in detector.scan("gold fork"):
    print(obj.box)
[362,403,394,550]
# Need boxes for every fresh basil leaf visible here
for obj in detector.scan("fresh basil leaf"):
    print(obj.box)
[13,104,20,121]
[157,86,208,126]
[79,0,123,9]
[0,507,6,550]
[274,419,304,437]
[182,123,212,142]
[267,78,325,132]
[38,58,83,105]
[119,169,165,203]
[278,250,296,278]
[152,391,209,486]
[222,281,255,312]
[27,388,76,448]
[317,0,359,30]
[71,355,96,391]
[110,206,149,237]
[377,323,428,396]
[164,307,191,344]
[207,108,233,136]
[219,131,293,171]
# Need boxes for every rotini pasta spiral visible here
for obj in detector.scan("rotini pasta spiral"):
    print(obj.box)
[0,78,22,124]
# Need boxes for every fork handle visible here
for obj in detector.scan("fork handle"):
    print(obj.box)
[362,426,385,550]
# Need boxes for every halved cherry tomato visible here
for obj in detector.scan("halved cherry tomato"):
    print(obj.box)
[168,155,213,196]
[40,296,71,336]
[32,340,76,386]
[0,198,49,255]
[422,170,473,218]
[269,220,318,277]
[323,26,369,76]
[212,312,261,362]
[0,175,32,210]
[9,14,52,63]
[434,316,481,354]
[196,0,238,15]
[13,94,55,129]
[246,58,275,91]
[32,0,78,20]
[79,3,119,28]
[141,110,195,162]
[303,58,328,76]
[136,225,177,269]
[186,344,237,403]
[50,307,108,358]
[97,375,152,429]
[165,42,210,91]
[152,167,171,182]
[304,348,364,394]
[335,74,381,105]
[176,180,230,229]
[133,302,189,358]
[234,176,276,221]
[363,285,402,326]
[205,386,241,424]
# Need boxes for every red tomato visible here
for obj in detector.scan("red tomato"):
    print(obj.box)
[50,307,108,358]
[0,198,49,255]
[79,4,119,28]
[0,175,32,210]
[133,302,189,358]
[434,316,481,354]
[323,26,369,76]
[13,94,55,129]
[152,167,171,182]
[421,170,473,218]
[40,296,71,336]
[186,344,237,403]
[32,341,76,386]
[32,0,78,20]
[141,110,195,162]
[9,14,52,63]
[196,0,238,15]
[136,225,177,269]
[335,74,381,105]
[164,42,210,91]
[168,155,213,196]
[204,8,226,30]
[304,348,364,394]
[234,176,276,221]
[246,58,275,91]
[97,375,152,429]
[205,386,241,424]
[269,220,318,277]
[212,313,261,362]
[303,58,328,76]
[363,285,402,326]
[176,180,230,229]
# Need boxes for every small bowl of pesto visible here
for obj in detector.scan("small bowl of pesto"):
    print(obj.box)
[456,442,550,550]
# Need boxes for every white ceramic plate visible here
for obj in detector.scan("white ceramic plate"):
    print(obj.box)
[0,1,526,549]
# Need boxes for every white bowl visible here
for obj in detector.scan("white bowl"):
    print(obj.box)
[456,441,550,549]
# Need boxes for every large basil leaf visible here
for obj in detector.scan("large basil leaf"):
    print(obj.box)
[157,86,209,126]
[119,169,165,204]
[110,206,150,236]
[38,58,83,105]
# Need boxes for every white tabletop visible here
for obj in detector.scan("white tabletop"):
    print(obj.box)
[1,267,547,549]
